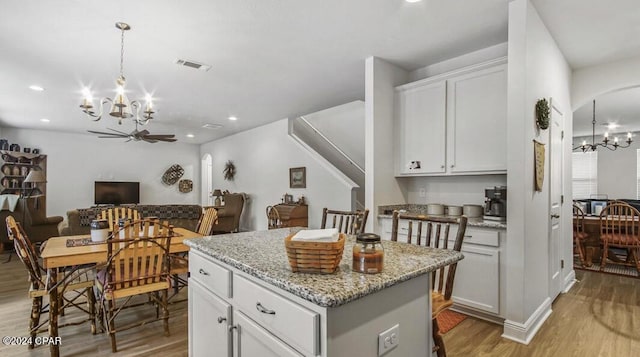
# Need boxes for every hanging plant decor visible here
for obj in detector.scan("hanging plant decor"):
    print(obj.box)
[223,160,236,181]
[535,98,550,130]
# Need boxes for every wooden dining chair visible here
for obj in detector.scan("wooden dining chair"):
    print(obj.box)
[196,207,219,235]
[599,202,640,273]
[321,208,369,234]
[391,211,468,357]
[573,203,589,267]
[96,219,174,352]
[266,206,283,229]
[99,207,141,232]
[6,216,96,349]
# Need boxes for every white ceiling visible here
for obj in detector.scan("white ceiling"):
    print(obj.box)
[0,0,510,144]
[572,86,640,137]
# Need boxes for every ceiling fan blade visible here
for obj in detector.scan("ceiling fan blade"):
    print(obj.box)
[142,138,158,143]
[144,134,176,139]
[138,130,150,136]
[88,130,123,136]
[98,136,127,138]
[156,138,177,142]
[107,128,132,135]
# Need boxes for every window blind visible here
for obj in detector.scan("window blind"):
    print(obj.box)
[572,151,597,199]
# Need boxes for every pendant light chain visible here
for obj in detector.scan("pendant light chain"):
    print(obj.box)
[120,26,125,79]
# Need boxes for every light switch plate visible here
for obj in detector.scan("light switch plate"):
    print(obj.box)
[378,324,399,356]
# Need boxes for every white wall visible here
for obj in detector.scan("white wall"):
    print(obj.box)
[303,101,365,168]
[402,175,507,206]
[364,57,409,232]
[573,134,640,199]
[505,0,573,343]
[572,55,640,110]
[1,128,200,217]
[199,118,354,231]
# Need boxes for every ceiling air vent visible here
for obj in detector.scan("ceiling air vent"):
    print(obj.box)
[202,123,223,130]
[175,59,212,71]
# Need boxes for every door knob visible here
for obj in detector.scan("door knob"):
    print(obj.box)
[217,316,226,324]
[551,214,560,219]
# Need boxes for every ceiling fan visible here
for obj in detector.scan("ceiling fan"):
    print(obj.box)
[88,125,177,143]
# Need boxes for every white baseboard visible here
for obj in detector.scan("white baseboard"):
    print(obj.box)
[501,297,552,345]
[562,270,577,293]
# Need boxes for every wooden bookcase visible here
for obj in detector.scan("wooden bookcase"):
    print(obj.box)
[0,150,47,197]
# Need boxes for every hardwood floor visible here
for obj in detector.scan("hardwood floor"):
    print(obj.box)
[2,250,639,356]
[445,270,640,356]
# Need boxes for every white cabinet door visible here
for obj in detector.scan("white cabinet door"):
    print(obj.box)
[189,280,232,357]
[397,81,447,174]
[451,244,500,314]
[447,64,507,173]
[234,311,303,357]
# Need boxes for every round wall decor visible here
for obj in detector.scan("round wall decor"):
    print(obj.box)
[162,164,184,185]
[178,179,193,193]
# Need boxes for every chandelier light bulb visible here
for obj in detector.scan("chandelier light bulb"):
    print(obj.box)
[614,137,619,143]
[604,132,608,138]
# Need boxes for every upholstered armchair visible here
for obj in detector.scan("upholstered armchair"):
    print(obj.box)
[0,197,63,249]
[212,193,245,234]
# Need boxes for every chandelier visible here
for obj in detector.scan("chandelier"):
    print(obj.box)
[573,100,632,152]
[79,22,155,125]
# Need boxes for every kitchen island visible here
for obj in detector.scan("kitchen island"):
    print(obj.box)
[184,227,463,357]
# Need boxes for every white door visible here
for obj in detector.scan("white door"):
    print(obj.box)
[549,99,564,300]
[201,154,213,206]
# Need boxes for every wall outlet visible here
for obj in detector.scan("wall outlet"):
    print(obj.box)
[378,324,399,356]
[419,188,426,198]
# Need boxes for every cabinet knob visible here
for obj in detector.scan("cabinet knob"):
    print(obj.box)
[256,302,276,315]
[450,164,455,168]
[228,325,237,331]
[441,165,445,169]
[198,268,209,276]
[551,214,560,219]
[217,316,227,324]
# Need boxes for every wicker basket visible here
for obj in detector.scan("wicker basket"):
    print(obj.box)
[284,233,346,274]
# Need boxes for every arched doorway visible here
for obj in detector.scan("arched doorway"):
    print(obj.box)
[201,154,213,206]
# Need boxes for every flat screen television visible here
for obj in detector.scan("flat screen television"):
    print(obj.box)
[94,181,140,205]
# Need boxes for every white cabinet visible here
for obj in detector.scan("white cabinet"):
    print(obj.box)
[397,81,447,174]
[395,58,507,176]
[189,280,232,357]
[447,64,507,173]
[378,216,505,318]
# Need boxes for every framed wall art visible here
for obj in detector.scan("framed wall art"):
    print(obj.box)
[289,167,306,188]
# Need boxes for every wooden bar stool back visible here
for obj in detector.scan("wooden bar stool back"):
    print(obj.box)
[390,211,468,357]
[196,207,219,236]
[99,207,141,232]
[320,208,369,234]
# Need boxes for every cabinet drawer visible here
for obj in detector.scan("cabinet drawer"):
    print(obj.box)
[189,252,232,298]
[463,228,499,247]
[234,275,319,356]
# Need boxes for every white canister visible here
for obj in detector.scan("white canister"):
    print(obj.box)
[447,206,463,216]
[427,204,445,215]
[90,219,109,242]
[463,204,484,218]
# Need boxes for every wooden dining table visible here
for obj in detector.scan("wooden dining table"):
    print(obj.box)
[39,227,203,357]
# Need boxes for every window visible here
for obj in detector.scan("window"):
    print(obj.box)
[572,151,597,199]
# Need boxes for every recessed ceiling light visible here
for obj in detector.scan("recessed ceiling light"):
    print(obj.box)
[40,118,50,123]
[607,123,619,130]
[186,134,195,138]
[228,116,237,121]
[405,0,422,3]
[29,85,45,92]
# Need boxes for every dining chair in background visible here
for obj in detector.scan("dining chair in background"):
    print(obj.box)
[573,203,589,267]
[99,207,140,232]
[599,202,640,274]
[6,216,96,350]
[320,208,369,234]
[96,219,174,352]
[391,211,468,357]
[266,205,283,229]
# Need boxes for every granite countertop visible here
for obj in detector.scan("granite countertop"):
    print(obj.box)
[184,227,463,308]
[377,204,507,229]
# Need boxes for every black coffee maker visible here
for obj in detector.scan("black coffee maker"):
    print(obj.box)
[484,186,507,221]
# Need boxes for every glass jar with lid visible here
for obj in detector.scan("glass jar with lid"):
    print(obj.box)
[352,233,384,274]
